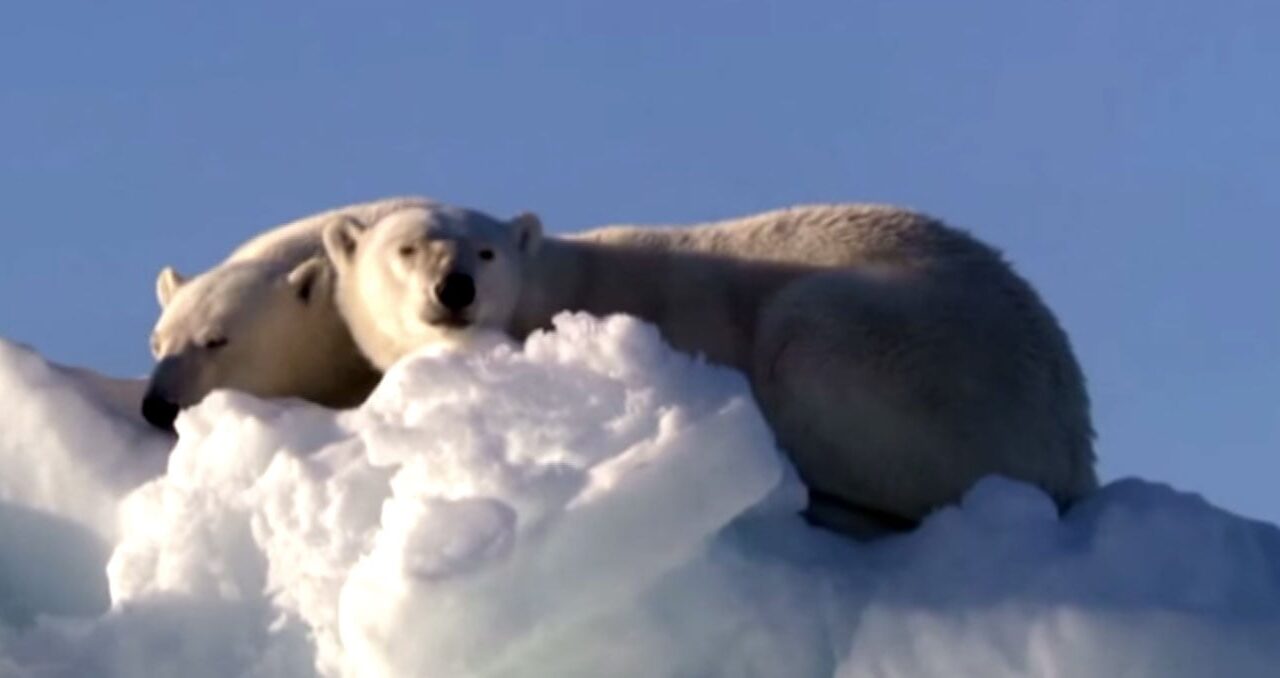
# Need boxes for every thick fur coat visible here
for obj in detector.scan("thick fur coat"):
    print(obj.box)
[325,202,1097,532]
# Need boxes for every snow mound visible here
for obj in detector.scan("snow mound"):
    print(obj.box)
[0,339,169,539]
[1,313,1278,678]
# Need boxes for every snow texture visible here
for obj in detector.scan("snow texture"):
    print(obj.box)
[0,313,1277,678]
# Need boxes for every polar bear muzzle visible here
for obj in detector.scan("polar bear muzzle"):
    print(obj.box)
[434,272,476,313]
[141,390,180,431]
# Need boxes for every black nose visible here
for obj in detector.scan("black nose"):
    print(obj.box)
[435,272,475,312]
[141,394,179,432]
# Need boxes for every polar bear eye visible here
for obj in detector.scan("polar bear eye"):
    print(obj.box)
[202,337,229,351]
[398,245,418,258]
[478,249,495,262]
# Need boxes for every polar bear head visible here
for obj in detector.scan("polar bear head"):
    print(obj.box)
[143,256,378,431]
[323,204,542,370]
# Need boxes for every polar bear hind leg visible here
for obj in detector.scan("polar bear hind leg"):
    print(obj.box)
[750,271,1002,528]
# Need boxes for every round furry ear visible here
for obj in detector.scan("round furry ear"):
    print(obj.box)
[322,215,368,272]
[511,212,543,255]
[286,256,332,305]
[156,266,185,309]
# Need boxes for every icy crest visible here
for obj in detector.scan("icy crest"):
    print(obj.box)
[0,313,1277,677]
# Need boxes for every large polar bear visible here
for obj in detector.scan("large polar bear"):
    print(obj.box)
[142,197,429,431]
[322,202,1097,533]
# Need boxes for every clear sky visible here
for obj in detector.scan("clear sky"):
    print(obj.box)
[2,2,1277,523]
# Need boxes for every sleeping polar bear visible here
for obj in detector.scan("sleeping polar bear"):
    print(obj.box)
[322,202,1097,534]
[142,197,430,431]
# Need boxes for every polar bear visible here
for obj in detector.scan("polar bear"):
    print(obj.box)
[322,202,1097,533]
[142,197,429,431]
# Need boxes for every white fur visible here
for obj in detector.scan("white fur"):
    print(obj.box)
[144,197,428,427]
[324,205,536,370]
[327,202,1097,532]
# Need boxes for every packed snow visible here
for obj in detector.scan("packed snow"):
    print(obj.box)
[0,312,1277,678]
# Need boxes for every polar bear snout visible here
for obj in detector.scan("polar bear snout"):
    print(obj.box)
[141,353,203,431]
[141,391,180,432]
[434,271,476,312]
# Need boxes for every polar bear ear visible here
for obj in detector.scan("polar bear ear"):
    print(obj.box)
[322,215,367,273]
[511,212,543,256]
[286,256,332,305]
[156,266,185,309]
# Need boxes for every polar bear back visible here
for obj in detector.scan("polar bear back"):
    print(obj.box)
[575,203,990,269]
[226,197,432,266]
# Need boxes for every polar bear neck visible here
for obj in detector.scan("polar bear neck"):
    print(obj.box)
[511,238,807,370]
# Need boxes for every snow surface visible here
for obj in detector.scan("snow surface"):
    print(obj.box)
[0,312,1277,678]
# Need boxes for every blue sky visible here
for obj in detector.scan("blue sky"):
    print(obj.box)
[2,2,1277,522]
